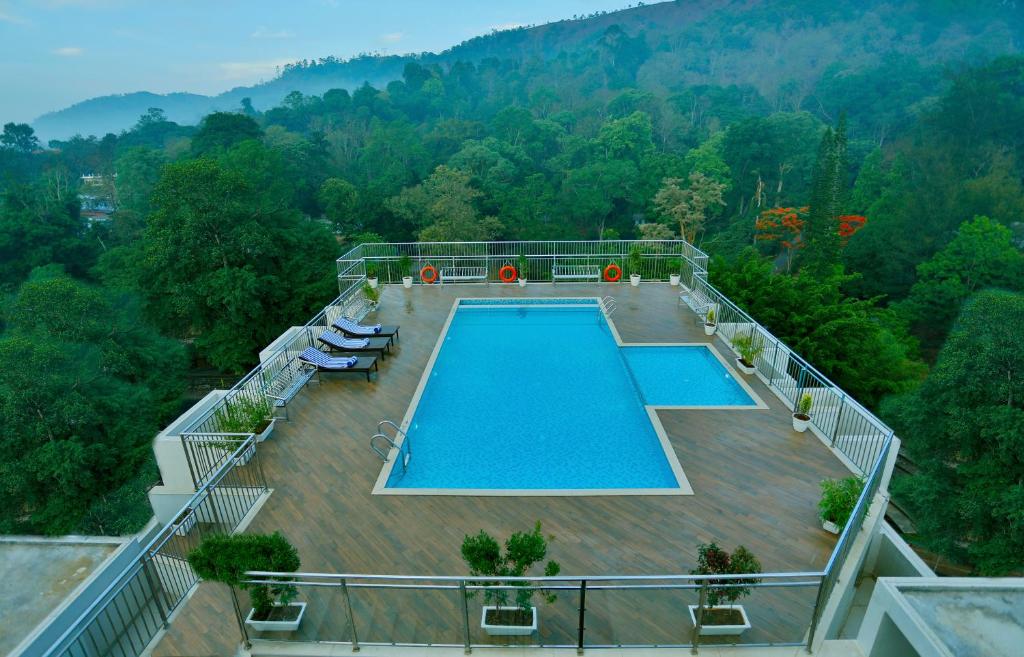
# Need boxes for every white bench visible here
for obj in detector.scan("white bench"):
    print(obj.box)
[552,265,601,282]
[265,358,317,421]
[440,266,488,284]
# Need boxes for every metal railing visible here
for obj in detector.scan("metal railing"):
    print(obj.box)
[180,273,371,488]
[44,437,267,657]
[45,239,897,657]
[241,570,825,651]
[340,240,708,285]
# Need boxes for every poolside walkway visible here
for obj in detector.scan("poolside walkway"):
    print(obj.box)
[152,283,850,656]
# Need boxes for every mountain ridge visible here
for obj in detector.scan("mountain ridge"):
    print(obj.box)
[32,0,1022,141]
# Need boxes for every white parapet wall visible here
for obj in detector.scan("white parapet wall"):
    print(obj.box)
[259,326,304,365]
[148,390,227,525]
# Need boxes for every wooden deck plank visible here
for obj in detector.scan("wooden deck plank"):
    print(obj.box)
[152,283,850,656]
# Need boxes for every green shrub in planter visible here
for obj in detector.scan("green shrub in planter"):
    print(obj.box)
[518,254,528,279]
[398,254,412,277]
[731,335,763,368]
[363,281,381,304]
[215,395,272,435]
[819,477,865,530]
[461,522,560,624]
[691,542,762,608]
[628,246,643,276]
[188,532,301,620]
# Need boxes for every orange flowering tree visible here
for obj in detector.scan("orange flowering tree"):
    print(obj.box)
[754,206,809,271]
[837,215,868,245]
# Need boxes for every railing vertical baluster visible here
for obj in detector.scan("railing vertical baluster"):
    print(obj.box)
[576,579,587,655]
[341,577,360,652]
[691,579,707,654]
[228,585,251,650]
[460,580,472,653]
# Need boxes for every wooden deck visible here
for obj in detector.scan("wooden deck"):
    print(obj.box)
[152,283,850,656]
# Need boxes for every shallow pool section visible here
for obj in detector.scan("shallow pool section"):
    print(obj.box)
[622,347,757,407]
[385,301,683,492]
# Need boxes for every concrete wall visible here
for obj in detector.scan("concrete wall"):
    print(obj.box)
[148,390,226,524]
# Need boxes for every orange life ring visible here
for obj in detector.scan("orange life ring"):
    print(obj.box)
[498,265,517,283]
[420,265,438,284]
[603,263,622,282]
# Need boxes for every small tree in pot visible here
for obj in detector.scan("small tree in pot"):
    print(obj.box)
[628,246,643,286]
[818,476,865,534]
[363,281,380,310]
[366,263,379,289]
[704,307,717,336]
[731,335,763,375]
[689,542,762,636]
[517,254,528,287]
[792,392,813,432]
[666,257,682,286]
[461,522,560,636]
[399,254,414,288]
[188,532,305,632]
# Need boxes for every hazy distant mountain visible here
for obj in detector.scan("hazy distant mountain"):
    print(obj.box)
[32,0,1022,141]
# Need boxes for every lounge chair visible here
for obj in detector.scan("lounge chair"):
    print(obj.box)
[317,330,391,359]
[332,317,400,344]
[298,347,378,382]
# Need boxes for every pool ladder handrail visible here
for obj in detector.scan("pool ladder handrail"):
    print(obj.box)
[600,295,617,317]
[370,419,411,472]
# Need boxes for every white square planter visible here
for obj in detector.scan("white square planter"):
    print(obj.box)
[736,359,756,375]
[688,604,751,636]
[822,520,841,534]
[629,274,641,287]
[402,276,414,288]
[246,602,306,632]
[257,418,276,442]
[481,606,537,636]
[670,274,681,286]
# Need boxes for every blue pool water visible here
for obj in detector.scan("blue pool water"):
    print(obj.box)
[384,300,752,491]
[623,347,755,407]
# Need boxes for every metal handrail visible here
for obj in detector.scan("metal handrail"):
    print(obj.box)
[369,433,396,461]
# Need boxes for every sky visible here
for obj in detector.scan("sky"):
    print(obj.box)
[0,0,636,124]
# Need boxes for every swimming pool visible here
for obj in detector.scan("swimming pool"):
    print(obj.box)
[378,298,759,494]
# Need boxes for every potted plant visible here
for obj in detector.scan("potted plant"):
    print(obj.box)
[666,257,682,286]
[363,281,381,310]
[461,522,560,636]
[818,477,865,534]
[704,308,717,336]
[217,395,275,444]
[366,263,379,289]
[628,246,642,286]
[188,532,305,633]
[731,334,762,375]
[399,254,414,288]
[517,254,528,287]
[792,392,813,432]
[688,542,762,637]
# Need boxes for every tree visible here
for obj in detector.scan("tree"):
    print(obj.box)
[386,165,502,241]
[800,115,848,275]
[114,146,165,218]
[711,249,924,406]
[318,177,360,234]
[1,122,40,153]
[887,290,1024,574]
[653,172,726,243]
[897,216,1024,354]
[191,112,263,155]
[139,153,336,371]
[0,272,186,534]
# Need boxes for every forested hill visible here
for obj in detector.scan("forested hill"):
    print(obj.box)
[32,0,1022,140]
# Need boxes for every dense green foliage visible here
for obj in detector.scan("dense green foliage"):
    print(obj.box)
[886,292,1024,575]
[188,532,301,617]
[0,270,186,534]
[0,2,1021,571]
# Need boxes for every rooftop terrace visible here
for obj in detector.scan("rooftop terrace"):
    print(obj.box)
[46,240,897,657]
[152,282,857,655]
